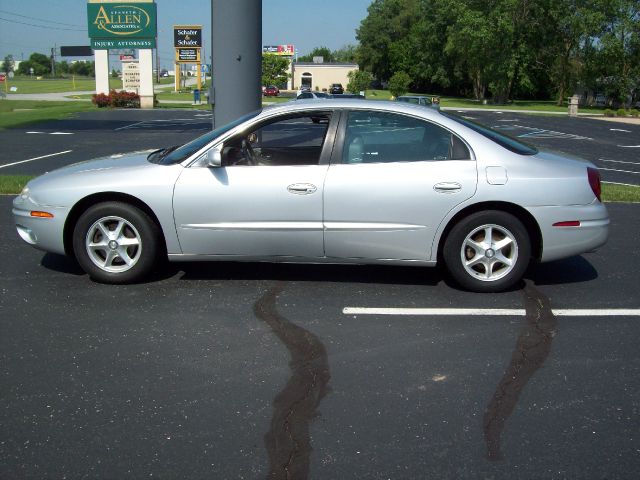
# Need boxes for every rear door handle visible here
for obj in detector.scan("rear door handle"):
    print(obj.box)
[287,183,317,195]
[434,182,462,193]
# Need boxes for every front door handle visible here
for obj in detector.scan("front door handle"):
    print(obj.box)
[434,182,462,193]
[287,183,317,195]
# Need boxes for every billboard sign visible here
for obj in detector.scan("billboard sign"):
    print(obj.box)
[87,2,157,39]
[262,45,294,56]
[91,38,155,49]
[174,25,202,48]
[60,46,93,57]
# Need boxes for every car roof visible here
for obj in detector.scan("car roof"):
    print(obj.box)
[263,99,443,119]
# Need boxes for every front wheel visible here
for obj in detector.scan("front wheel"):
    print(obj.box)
[443,211,531,293]
[72,202,161,284]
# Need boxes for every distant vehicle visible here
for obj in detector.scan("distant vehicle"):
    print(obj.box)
[396,95,440,109]
[299,85,311,92]
[330,83,344,94]
[263,85,279,97]
[296,91,329,100]
[160,69,169,77]
[328,94,365,99]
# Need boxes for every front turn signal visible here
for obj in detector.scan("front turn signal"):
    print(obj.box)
[30,211,54,218]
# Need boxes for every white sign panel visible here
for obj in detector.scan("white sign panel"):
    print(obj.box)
[122,61,140,93]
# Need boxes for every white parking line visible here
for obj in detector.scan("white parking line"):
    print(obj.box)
[599,159,640,166]
[343,307,640,317]
[610,128,631,132]
[599,167,640,175]
[0,150,72,169]
[618,145,640,148]
[602,181,640,187]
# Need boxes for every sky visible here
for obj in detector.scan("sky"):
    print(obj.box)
[0,0,372,68]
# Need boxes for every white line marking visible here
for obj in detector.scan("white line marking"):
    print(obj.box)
[0,150,72,169]
[598,167,640,175]
[599,159,640,166]
[602,181,640,187]
[50,132,73,135]
[114,121,145,131]
[343,307,640,317]
[26,131,44,134]
[610,128,631,132]
[618,145,640,148]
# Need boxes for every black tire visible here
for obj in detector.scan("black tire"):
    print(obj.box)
[443,210,531,293]
[72,202,161,284]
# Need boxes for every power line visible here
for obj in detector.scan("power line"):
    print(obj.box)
[0,17,85,32]
[0,9,84,28]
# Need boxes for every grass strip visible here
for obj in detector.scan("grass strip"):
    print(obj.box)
[0,100,96,129]
[0,175,33,195]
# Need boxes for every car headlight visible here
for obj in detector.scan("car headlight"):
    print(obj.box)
[20,186,30,199]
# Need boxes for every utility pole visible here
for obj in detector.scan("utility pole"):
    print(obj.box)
[210,0,262,128]
[51,47,56,77]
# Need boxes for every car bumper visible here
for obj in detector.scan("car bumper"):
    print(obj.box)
[527,202,609,262]
[13,196,69,255]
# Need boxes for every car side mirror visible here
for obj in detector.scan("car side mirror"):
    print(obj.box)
[205,147,222,167]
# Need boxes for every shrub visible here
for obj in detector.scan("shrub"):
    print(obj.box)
[91,93,110,108]
[616,108,627,117]
[604,109,614,117]
[388,71,412,98]
[630,109,639,117]
[91,90,140,108]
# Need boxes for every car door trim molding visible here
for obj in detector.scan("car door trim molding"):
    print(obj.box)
[180,221,323,231]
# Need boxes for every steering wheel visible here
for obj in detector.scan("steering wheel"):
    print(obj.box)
[241,138,257,166]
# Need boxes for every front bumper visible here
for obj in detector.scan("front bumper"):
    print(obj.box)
[12,196,70,255]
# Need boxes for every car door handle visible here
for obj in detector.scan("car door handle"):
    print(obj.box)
[287,183,317,195]
[434,182,462,193]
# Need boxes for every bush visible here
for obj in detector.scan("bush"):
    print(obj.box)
[630,109,639,117]
[388,71,411,98]
[91,90,140,108]
[616,108,627,117]
[604,109,614,117]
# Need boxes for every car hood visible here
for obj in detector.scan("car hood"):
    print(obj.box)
[24,150,184,208]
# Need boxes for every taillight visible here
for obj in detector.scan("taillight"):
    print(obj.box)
[587,167,601,202]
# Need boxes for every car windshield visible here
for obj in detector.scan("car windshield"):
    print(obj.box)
[441,112,538,155]
[154,111,260,165]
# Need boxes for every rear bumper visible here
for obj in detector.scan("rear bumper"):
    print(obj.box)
[527,202,609,262]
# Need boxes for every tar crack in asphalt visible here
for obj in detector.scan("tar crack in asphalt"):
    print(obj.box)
[253,281,331,480]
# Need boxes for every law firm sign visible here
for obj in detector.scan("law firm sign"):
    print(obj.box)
[87,2,157,41]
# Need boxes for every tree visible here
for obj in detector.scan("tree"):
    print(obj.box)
[347,70,373,93]
[262,54,290,87]
[388,71,411,97]
[333,44,358,63]
[297,46,334,63]
[2,55,15,74]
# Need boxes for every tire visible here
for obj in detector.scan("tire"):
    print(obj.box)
[443,210,531,293]
[72,202,161,284]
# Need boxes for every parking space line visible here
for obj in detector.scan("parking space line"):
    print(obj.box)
[599,159,640,166]
[0,150,72,169]
[599,167,639,175]
[343,307,640,317]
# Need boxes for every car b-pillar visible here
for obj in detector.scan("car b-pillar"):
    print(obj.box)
[210,0,262,128]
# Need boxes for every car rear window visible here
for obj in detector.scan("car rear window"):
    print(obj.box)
[441,112,538,155]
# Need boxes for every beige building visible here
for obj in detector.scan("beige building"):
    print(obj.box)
[289,62,359,91]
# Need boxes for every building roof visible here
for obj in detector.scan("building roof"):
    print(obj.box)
[293,62,358,67]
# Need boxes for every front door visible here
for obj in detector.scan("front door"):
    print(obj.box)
[173,111,337,258]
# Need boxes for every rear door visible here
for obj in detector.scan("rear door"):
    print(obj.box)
[323,109,478,261]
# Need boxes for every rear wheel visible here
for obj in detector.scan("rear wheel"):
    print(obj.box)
[443,211,531,292]
[72,202,161,284]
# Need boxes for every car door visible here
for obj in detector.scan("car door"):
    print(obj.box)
[173,111,338,257]
[323,109,477,262]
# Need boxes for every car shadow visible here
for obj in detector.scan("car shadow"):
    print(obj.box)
[526,255,598,285]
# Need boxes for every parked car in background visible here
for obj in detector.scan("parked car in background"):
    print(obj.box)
[330,83,344,94]
[263,85,279,97]
[13,100,608,292]
[328,94,365,99]
[396,95,440,109]
[296,91,329,100]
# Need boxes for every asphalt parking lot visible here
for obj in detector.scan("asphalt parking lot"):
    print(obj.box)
[1,108,639,479]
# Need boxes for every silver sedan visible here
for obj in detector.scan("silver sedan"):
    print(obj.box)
[13,100,609,292]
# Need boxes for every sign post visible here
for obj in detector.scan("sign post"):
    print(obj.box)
[87,0,157,108]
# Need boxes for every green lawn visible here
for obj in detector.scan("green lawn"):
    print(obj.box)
[0,100,97,129]
[5,76,122,94]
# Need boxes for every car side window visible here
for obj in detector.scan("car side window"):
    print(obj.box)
[343,111,470,164]
[222,113,332,166]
